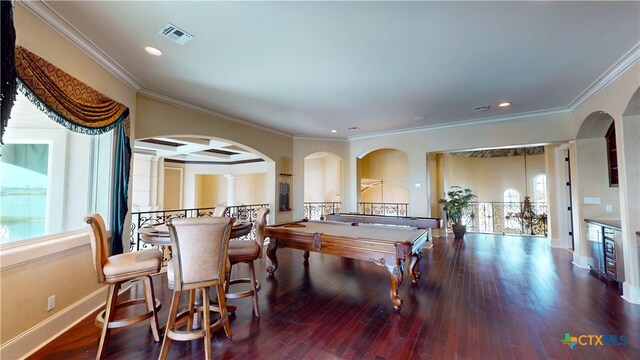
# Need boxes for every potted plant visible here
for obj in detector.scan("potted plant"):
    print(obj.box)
[439,186,476,239]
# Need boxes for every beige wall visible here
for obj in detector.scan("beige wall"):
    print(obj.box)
[196,174,225,207]
[164,166,184,210]
[444,153,546,202]
[1,4,137,346]
[360,149,409,190]
[235,173,269,205]
[304,153,342,202]
[361,183,408,204]
[574,138,620,219]
[1,242,98,342]
[196,173,268,207]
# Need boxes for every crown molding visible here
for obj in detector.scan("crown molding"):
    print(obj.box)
[293,136,348,142]
[17,1,143,91]
[568,42,640,111]
[137,89,293,139]
[347,107,571,141]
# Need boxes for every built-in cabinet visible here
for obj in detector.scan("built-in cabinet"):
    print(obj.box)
[586,219,623,287]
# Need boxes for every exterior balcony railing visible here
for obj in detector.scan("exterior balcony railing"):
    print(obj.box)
[453,201,548,237]
[304,202,341,220]
[358,202,408,217]
[130,204,269,253]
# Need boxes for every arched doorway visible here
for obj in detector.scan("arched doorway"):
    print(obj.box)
[130,135,273,251]
[303,151,342,219]
[357,148,409,216]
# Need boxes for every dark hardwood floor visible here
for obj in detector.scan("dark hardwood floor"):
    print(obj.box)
[29,234,640,359]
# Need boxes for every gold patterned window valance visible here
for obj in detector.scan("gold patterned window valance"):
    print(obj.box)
[11,45,132,255]
[14,46,130,136]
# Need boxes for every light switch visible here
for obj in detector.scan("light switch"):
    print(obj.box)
[605,204,613,212]
[583,197,601,205]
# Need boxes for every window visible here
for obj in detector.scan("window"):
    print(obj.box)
[605,122,618,187]
[503,189,521,230]
[0,93,112,244]
[533,174,547,203]
[1,144,48,242]
[503,189,520,204]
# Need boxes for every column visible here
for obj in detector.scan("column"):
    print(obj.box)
[225,174,236,206]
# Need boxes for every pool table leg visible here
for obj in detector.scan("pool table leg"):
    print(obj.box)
[385,260,404,310]
[266,240,279,276]
[407,253,421,284]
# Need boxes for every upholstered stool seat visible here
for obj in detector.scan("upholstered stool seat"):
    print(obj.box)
[228,240,261,259]
[102,250,161,282]
[85,214,162,360]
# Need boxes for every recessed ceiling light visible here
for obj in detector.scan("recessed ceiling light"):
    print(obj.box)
[498,102,511,108]
[145,46,162,56]
[414,115,426,121]
[330,129,338,133]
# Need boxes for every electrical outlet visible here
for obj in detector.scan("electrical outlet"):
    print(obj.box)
[47,295,56,311]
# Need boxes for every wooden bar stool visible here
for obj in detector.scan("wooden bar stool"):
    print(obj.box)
[159,217,234,360]
[84,214,162,360]
[225,207,270,317]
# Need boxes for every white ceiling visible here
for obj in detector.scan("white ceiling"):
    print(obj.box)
[26,1,640,139]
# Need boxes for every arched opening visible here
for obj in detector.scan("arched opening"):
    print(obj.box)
[303,151,342,219]
[573,111,620,274]
[130,135,273,251]
[357,148,409,216]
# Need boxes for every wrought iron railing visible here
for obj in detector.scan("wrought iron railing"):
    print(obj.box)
[304,202,341,220]
[358,202,408,217]
[451,201,547,236]
[130,204,269,253]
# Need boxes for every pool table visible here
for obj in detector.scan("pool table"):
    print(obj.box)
[326,213,442,229]
[264,219,429,310]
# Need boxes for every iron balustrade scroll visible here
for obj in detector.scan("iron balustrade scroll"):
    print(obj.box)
[450,201,548,236]
[130,204,270,260]
[304,202,341,220]
[358,202,408,217]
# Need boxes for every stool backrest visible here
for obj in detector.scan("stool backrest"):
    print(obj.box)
[212,205,228,217]
[254,207,270,257]
[84,214,109,284]
[167,217,234,291]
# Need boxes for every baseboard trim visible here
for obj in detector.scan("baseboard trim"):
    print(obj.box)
[0,283,139,360]
[572,252,592,269]
[548,237,563,248]
[622,281,640,305]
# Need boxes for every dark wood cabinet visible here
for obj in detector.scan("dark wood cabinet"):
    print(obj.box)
[605,122,618,187]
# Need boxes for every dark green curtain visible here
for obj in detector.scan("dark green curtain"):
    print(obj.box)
[110,119,131,255]
[1,0,17,145]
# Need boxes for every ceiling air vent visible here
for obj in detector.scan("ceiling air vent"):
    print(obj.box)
[158,23,194,45]
[473,104,490,112]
